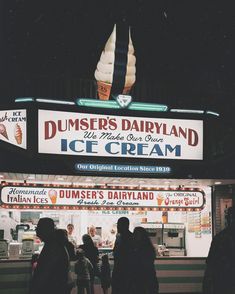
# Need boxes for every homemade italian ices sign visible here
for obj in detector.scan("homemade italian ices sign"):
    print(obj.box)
[0,109,27,149]
[38,110,203,160]
[0,186,205,210]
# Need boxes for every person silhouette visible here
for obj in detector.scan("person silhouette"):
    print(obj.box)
[55,229,76,261]
[75,249,93,294]
[79,234,99,294]
[100,254,111,294]
[132,227,159,294]
[111,217,134,294]
[203,206,235,294]
[29,218,69,294]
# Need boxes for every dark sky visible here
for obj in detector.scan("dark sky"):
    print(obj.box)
[1,1,235,112]
[0,1,235,175]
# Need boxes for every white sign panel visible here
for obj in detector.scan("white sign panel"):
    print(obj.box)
[38,110,203,160]
[1,186,205,209]
[0,109,27,149]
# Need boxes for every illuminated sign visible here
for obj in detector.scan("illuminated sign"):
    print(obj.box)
[75,163,171,174]
[0,109,27,149]
[0,186,205,210]
[38,110,203,160]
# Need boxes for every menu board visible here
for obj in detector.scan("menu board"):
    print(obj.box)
[188,211,211,237]
[188,212,202,237]
[201,212,212,234]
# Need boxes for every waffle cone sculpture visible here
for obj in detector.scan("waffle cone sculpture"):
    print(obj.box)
[95,23,136,100]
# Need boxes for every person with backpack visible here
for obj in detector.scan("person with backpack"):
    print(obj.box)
[100,254,111,294]
[75,249,93,294]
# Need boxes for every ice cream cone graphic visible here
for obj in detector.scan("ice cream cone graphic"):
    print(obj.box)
[0,124,9,140]
[14,123,22,145]
[94,23,136,100]
[48,190,57,204]
[157,194,164,206]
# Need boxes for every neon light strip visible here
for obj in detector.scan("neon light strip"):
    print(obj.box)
[128,102,168,112]
[76,98,168,111]
[15,97,34,102]
[76,98,120,109]
[206,110,220,117]
[170,109,204,114]
[36,99,75,105]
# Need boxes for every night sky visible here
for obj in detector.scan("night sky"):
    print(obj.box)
[1,1,235,114]
[0,1,235,175]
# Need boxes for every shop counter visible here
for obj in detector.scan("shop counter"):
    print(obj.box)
[0,259,31,294]
[0,257,206,294]
[156,257,205,293]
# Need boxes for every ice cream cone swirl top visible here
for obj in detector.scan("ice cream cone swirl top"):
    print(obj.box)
[95,24,136,88]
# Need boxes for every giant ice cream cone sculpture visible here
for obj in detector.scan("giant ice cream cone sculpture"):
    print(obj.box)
[0,124,9,140]
[95,24,136,100]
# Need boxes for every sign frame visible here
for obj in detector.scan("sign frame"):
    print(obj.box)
[0,184,206,211]
[38,109,203,160]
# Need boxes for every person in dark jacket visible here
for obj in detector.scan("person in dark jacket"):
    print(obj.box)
[111,217,134,294]
[79,234,99,294]
[55,229,76,261]
[29,218,69,294]
[75,249,93,294]
[132,226,159,294]
[55,229,76,293]
[100,254,111,294]
[203,206,235,294]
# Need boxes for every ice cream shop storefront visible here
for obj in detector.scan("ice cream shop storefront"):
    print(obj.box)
[0,100,232,294]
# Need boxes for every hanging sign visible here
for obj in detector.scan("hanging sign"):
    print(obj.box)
[38,110,203,160]
[0,186,205,210]
[0,109,27,149]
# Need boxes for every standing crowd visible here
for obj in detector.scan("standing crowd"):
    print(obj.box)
[29,217,159,294]
[28,208,235,294]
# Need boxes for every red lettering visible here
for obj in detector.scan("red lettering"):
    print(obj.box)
[92,191,97,199]
[188,129,198,146]
[122,119,131,130]
[165,197,169,205]
[98,119,108,130]
[45,121,57,139]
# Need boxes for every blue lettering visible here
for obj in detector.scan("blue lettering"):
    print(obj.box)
[165,144,181,156]
[69,140,84,152]
[122,143,136,155]
[149,144,164,156]
[61,139,67,151]
[86,141,98,153]
[137,143,148,155]
[105,142,119,154]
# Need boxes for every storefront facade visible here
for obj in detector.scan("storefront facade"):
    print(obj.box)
[0,100,234,293]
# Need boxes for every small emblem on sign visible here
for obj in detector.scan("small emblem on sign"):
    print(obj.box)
[115,95,132,108]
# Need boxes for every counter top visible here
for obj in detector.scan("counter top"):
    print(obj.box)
[0,256,206,262]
